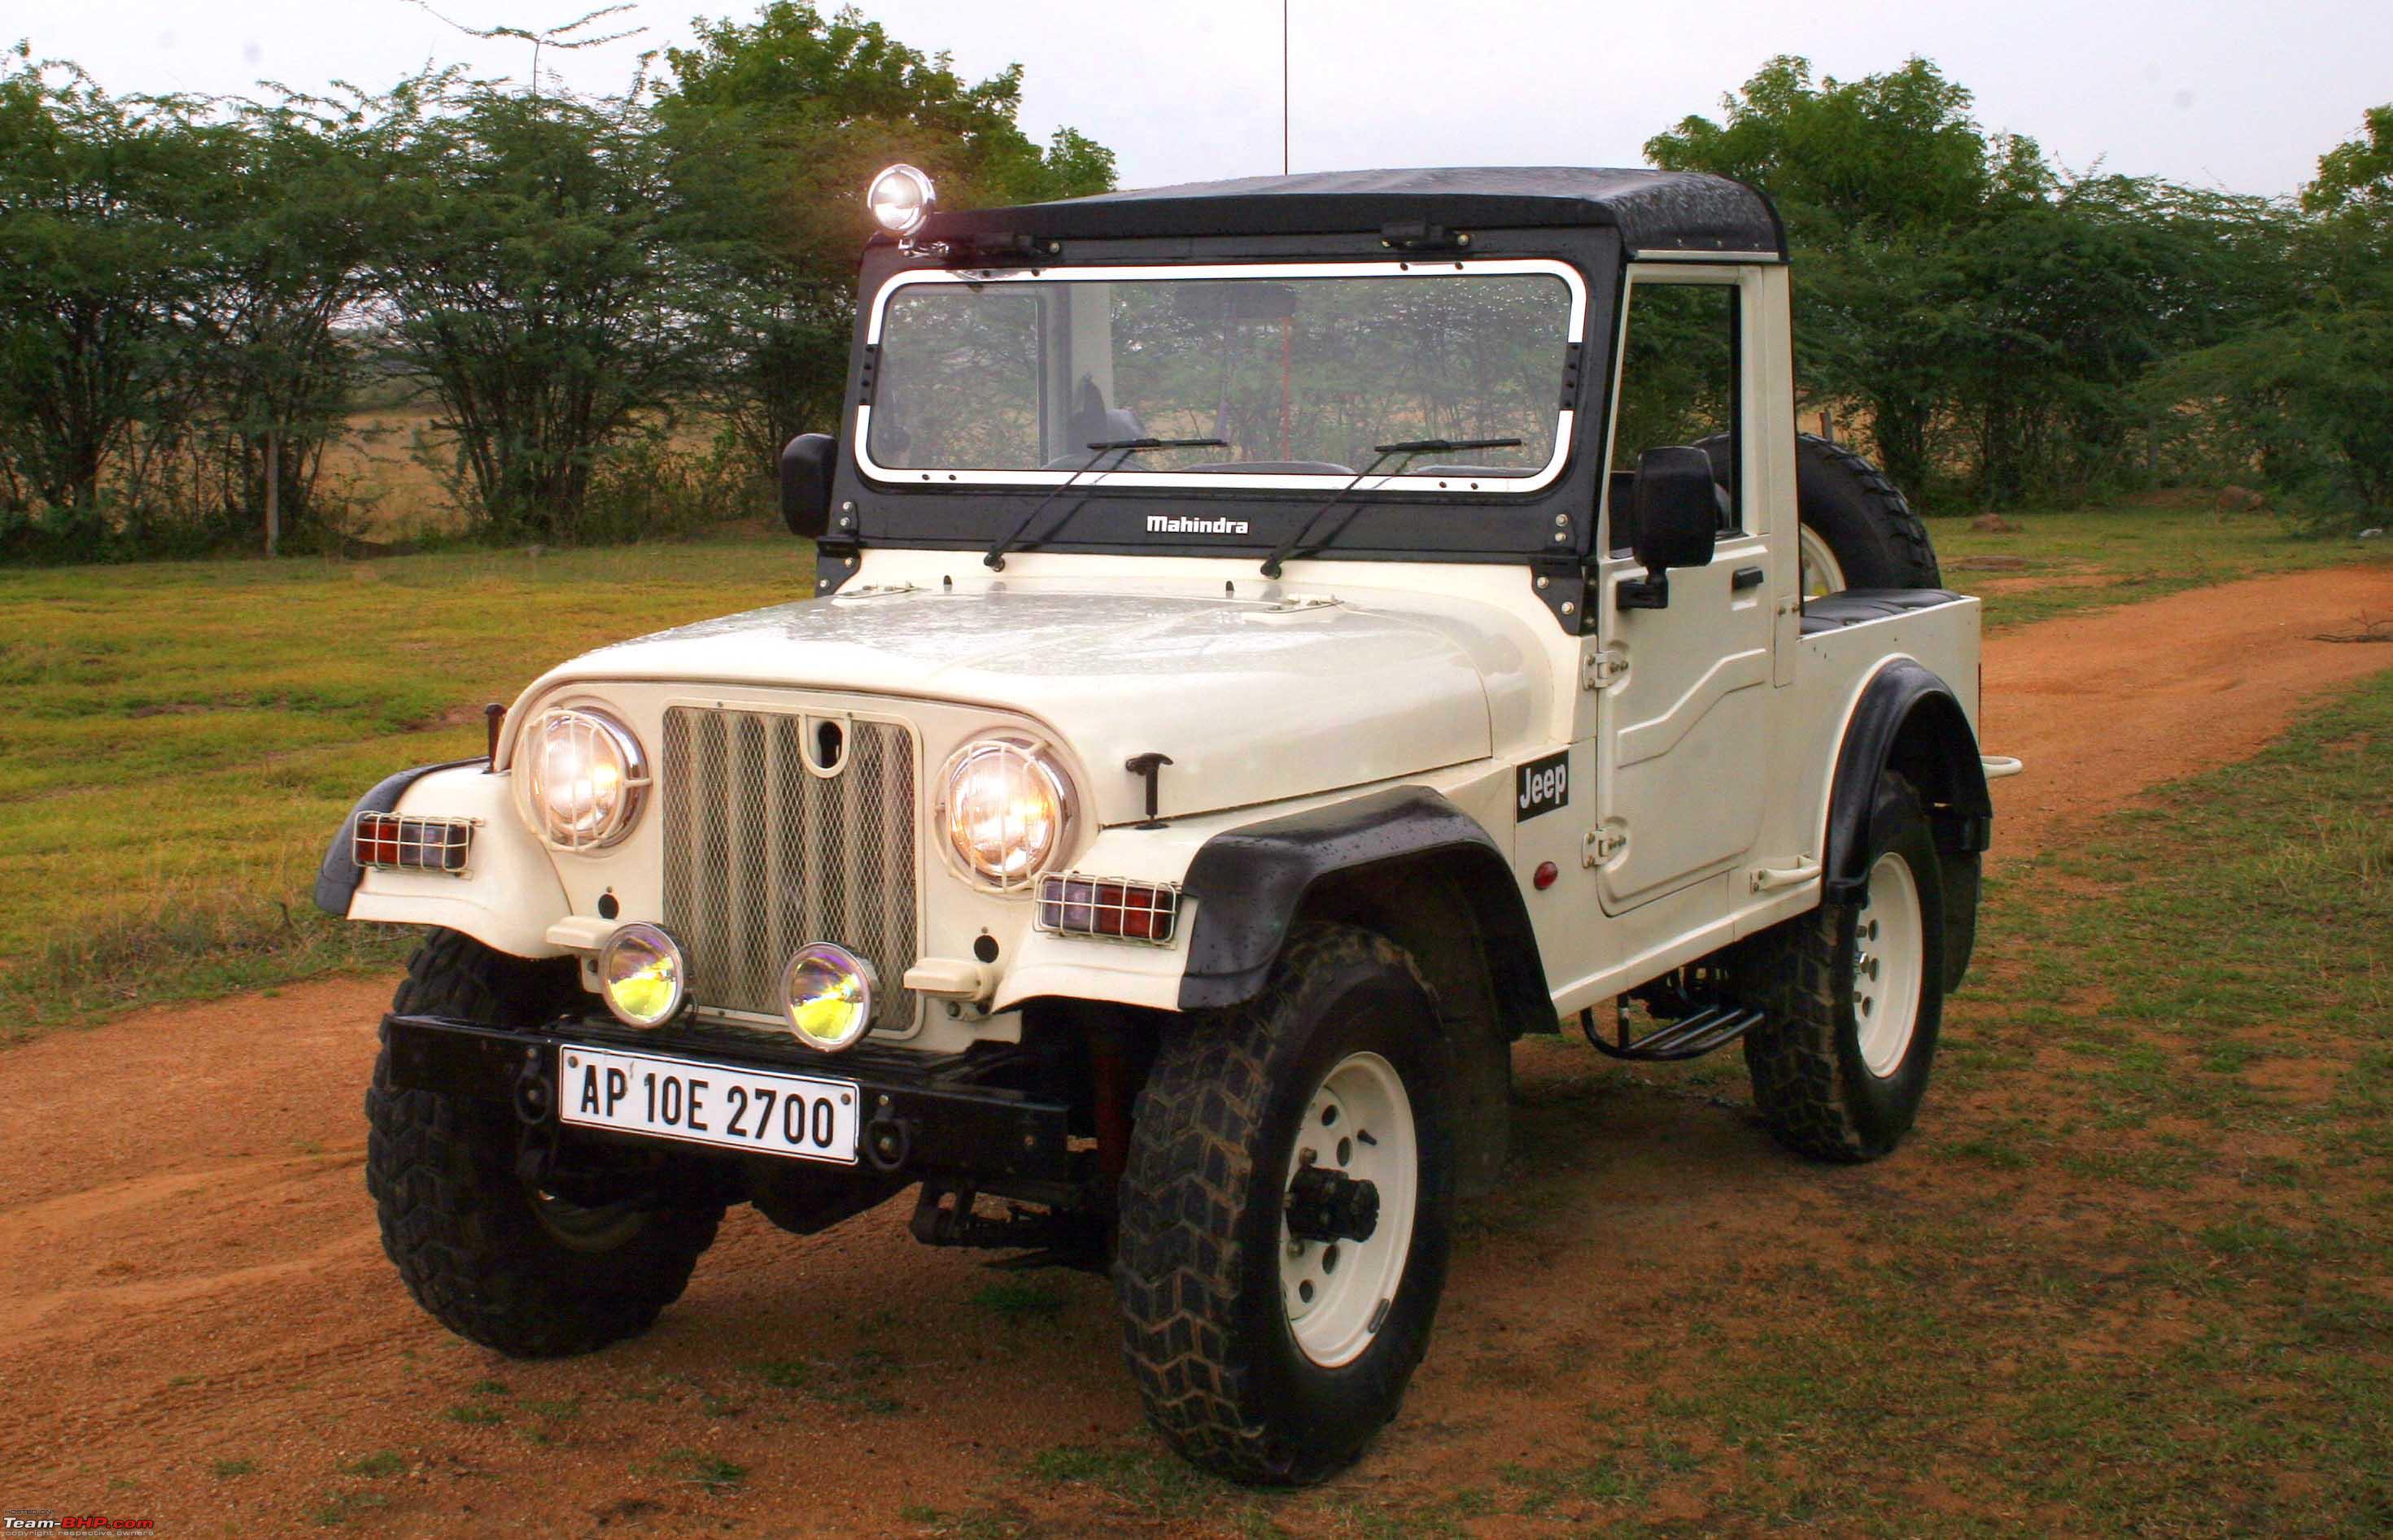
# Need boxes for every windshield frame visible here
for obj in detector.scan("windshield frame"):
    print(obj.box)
[855,257,1590,496]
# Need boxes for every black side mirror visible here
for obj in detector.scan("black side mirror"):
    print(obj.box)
[780,432,836,539]
[1620,445,1718,609]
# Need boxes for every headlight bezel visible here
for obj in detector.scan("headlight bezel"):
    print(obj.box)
[519,703,650,853]
[937,732,1079,892]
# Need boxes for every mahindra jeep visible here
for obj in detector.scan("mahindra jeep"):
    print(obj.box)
[320,165,2017,1485]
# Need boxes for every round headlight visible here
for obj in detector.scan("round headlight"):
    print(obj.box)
[867,163,935,236]
[599,923,686,1029]
[523,706,647,850]
[941,736,1074,889]
[782,941,879,1052]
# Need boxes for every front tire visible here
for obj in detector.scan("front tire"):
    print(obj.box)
[1113,925,1455,1485]
[365,929,727,1358]
[1738,774,1947,1162]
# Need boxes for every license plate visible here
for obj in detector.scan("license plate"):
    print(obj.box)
[557,1045,860,1165]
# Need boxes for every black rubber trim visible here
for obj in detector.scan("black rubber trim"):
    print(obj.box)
[382,1013,1073,1184]
[312,759,485,918]
[1177,786,1548,1025]
[1800,587,1966,635]
[1824,660,1993,903]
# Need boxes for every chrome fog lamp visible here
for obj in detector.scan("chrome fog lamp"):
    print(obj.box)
[941,735,1075,890]
[867,163,936,238]
[782,941,880,1052]
[598,923,686,1029]
[523,705,648,850]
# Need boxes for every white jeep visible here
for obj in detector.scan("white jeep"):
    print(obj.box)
[321,165,2013,1485]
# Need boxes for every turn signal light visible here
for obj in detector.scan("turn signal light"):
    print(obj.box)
[1035,875,1179,945]
[353,812,473,875]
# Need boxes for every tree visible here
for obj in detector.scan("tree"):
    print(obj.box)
[2152,106,2393,525]
[1648,56,2046,501]
[0,52,209,538]
[366,79,711,541]
[653,3,1116,466]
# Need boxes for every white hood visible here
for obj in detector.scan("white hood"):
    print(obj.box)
[532,585,1510,825]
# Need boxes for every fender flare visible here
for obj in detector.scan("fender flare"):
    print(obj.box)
[1177,785,1548,1031]
[1823,659,1991,905]
[312,759,486,917]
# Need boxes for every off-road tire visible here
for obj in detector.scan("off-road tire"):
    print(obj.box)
[1696,430,1941,592]
[365,929,725,1358]
[1113,924,1456,1485]
[1737,773,1947,1162]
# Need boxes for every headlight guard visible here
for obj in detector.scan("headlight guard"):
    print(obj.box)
[522,705,649,851]
[937,734,1077,892]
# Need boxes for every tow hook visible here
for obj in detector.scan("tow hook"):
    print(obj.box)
[864,1102,915,1172]
[1286,1167,1380,1244]
[512,1047,554,1128]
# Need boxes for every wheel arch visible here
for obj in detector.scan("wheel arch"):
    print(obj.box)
[1823,658,1992,907]
[1177,786,1551,1199]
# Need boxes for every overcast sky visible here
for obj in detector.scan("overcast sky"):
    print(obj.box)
[20,1,2391,199]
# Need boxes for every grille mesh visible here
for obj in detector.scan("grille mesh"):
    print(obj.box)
[660,709,919,1030]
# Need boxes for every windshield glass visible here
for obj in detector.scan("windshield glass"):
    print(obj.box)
[862,263,1581,489]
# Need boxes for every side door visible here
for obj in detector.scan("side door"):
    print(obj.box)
[1590,265,1777,915]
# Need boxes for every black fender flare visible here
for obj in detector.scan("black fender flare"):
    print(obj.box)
[312,758,486,917]
[1177,785,1548,1032]
[1823,659,1992,905]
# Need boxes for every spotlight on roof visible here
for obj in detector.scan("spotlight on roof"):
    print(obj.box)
[867,164,936,239]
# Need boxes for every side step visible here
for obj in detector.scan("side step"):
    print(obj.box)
[1580,1002,1766,1062]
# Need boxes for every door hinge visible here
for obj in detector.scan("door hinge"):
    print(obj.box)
[1583,826,1627,866]
[1582,648,1628,690]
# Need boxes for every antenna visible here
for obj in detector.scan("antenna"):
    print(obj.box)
[1282,0,1290,175]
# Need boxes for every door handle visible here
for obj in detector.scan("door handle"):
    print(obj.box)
[1731,565,1766,591]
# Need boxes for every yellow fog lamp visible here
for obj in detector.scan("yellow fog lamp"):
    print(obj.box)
[598,923,687,1029]
[867,164,936,238]
[782,941,880,1053]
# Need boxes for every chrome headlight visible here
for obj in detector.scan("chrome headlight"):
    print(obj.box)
[939,735,1075,890]
[522,706,648,850]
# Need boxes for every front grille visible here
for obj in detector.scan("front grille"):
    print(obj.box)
[659,708,919,1032]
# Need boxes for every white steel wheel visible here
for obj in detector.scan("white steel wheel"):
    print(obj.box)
[1799,522,1848,599]
[1281,1050,1419,1369]
[1852,849,1926,1078]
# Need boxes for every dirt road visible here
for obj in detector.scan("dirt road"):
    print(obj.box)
[2,563,2386,1538]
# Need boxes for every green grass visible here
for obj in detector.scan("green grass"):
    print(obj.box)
[1932,500,2390,631]
[0,530,812,1038]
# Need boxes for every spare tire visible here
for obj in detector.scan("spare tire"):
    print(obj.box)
[1695,432,1940,597]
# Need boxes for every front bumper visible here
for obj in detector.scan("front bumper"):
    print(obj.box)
[382,1012,1072,1184]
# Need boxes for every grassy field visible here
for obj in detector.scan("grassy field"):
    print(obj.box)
[1937,500,2388,630]
[920,673,2393,1536]
[0,531,813,1038]
[0,506,2381,1040]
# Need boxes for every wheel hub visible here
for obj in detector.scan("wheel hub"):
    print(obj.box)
[1286,1164,1380,1244]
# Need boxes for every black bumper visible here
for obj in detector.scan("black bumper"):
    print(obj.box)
[381,1013,1073,1184]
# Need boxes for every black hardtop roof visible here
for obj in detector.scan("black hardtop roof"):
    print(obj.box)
[922,166,1785,257]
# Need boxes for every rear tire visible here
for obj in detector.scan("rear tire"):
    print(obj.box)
[1737,774,1946,1162]
[365,930,726,1358]
[1697,431,1941,595]
[1113,924,1456,1485]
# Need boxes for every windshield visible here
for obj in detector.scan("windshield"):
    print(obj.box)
[861,261,1583,491]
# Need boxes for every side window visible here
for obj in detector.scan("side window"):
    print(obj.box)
[1606,280,1741,553]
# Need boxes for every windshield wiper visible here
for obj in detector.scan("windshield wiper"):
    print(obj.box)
[1259,438,1524,578]
[984,437,1226,570]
